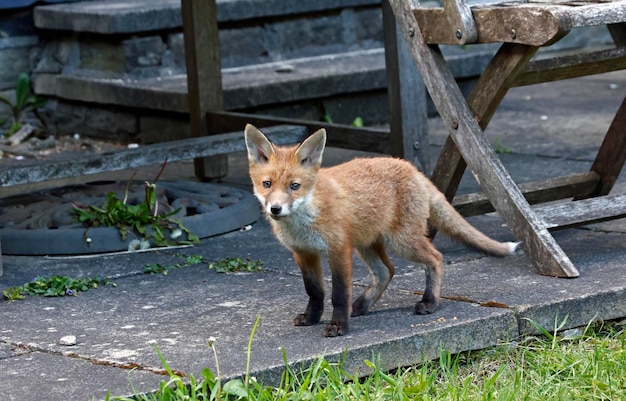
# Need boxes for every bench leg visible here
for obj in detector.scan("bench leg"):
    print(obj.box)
[580,95,626,198]
[388,0,579,277]
[382,0,430,172]
[182,0,229,181]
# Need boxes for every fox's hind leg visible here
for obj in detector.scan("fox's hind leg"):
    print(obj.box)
[352,240,395,317]
[395,235,444,314]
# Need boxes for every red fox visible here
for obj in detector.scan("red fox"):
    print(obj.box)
[244,124,518,337]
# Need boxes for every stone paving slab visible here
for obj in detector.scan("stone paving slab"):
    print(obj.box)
[1,209,624,400]
[1,71,625,400]
[0,349,165,401]
[0,221,519,400]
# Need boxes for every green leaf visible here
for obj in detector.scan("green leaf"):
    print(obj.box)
[223,379,249,398]
[352,116,364,127]
[15,73,30,111]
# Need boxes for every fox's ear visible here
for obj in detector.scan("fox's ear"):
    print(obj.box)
[295,128,326,167]
[244,124,275,164]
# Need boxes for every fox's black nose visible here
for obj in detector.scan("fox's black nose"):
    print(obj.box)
[270,205,282,215]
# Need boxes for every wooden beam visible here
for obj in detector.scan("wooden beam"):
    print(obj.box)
[206,110,391,154]
[514,47,626,87]
[536,193,626,230]
[181,0,228,180]
[578,96,626,198]
[453,172,600,217]
[0,125,307,188]
[382,0,429,171]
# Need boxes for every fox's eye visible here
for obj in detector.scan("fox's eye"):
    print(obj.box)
[290,182,300,191]
[262,180,272,188]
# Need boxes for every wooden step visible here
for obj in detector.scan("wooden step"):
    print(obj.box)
[34,47,497,114]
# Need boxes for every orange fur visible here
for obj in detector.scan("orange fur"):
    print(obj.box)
[244,124,518,337]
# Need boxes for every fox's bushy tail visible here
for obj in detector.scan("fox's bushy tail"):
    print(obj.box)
[429,194,519,256]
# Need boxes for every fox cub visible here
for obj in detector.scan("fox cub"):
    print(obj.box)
[244,124,518,337]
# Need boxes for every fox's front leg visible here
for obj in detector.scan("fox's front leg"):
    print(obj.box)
[325,245,353,337]
[293,252,325,327]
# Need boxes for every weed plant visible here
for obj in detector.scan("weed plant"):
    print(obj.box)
[3,275,112,300]
[73,163,199,248]
[0,72,45,136]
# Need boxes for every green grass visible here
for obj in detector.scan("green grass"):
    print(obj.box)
[110,319,626,401]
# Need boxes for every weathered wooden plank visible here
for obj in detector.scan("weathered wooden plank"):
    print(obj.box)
[536,193,626,230]
[567,0,626,28]
[442,0,478,44]
[181,0,228,180]
[388,0,579,277]
[412,5,570,46]
[206,110,391,154]
[453,172,601,216]
[413,1,626,46]
[0,125,307,188]
[514,47,626,86]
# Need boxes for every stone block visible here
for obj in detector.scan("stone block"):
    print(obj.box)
[219,26,269,68]
[0,90,15,123]
[33,36,80,74]
[80,39,125,74]
[253,101,322,122]
[123,36,166,71]
[322,91,389,125]
[36,99,83,136]
[37,99,137,141]
[265,14,344,59]
[354,7,383,45]
[162,33,186,71]
[138,115,190,144]
[83,107,137,141]
[0,46,31,90]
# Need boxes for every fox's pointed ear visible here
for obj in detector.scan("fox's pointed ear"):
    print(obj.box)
[295,128,326,167]
[244,124,275,164]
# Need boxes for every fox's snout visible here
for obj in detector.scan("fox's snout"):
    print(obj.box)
[259,191,308,219]
[259,192,293,219]
[265,200,288,218]
[269,204,283,216]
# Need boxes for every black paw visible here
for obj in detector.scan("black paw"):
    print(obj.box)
[323,321,347,337]
[415,300,440,315]
[351,297,369,317]
[293,313,321,326]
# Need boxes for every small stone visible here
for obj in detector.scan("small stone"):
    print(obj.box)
[170,228,182,239]
[59,335,77,346]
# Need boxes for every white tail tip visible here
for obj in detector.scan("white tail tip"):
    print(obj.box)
[506,241,521,254]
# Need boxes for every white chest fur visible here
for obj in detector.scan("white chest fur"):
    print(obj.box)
[271,206,328,253]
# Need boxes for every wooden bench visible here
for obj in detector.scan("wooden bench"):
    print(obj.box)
[387,0,626,277]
